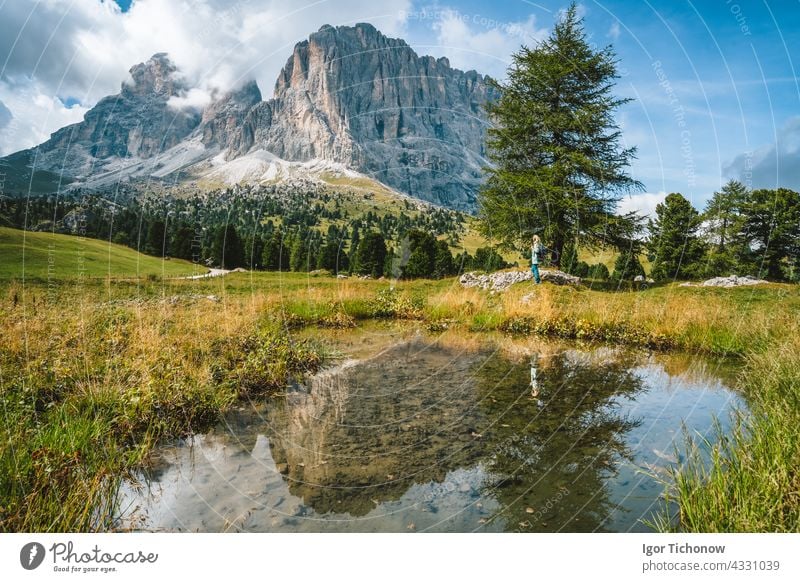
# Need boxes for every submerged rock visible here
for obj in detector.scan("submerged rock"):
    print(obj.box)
[459,269,581,291]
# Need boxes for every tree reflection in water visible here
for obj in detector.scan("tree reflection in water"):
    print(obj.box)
[263,339,643,531]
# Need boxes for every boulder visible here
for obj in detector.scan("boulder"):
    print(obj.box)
[701,275,767,287]
[680,275,768,288]
[459,269,580,292]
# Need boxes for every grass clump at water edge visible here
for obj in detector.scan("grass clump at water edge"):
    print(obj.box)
[654,336,800,532]
[0,307,327,532]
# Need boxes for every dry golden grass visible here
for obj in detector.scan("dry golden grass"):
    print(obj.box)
[2,272,798,531]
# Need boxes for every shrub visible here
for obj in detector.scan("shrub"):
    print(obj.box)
[587,263,610,280]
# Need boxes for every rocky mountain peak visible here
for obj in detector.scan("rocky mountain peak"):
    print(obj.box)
[2,26,497,210]
[124,53,183,98]
[199,80,263,148]
[259,23,497,208]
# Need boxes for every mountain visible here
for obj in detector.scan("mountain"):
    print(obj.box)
[0,24,497,210]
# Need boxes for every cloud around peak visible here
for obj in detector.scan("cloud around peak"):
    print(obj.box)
[0,0,413,155]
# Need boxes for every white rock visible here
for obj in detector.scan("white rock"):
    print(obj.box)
[700,275,768,287]
[459,269,580,292]
[680,275,768,288]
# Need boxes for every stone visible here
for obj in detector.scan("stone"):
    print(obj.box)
[460,269,580,292]
[701,275,768,287]
[681,275,769,288]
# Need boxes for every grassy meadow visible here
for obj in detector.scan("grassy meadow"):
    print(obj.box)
[0,226,204,280]
[0,238,798,532]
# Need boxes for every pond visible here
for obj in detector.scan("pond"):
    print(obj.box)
[116,326,745,532]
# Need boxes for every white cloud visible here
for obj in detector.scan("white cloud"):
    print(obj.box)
[608,21,620,40]
[428,8,548,79]
[0,0,413,154]
[725,116,800,191]
[617,191,667,217]
[0,84,89,155]
[0,100,11,129]
[168,88,213,112]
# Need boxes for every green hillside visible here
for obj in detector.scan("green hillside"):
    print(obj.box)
[0,227,205,279]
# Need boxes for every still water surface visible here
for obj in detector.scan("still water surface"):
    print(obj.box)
[117,327,744,532]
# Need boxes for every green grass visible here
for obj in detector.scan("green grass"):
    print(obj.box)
[0,267,798,532]
[0,227,204,280]
[0,298,326,531]
[655,337,800,532]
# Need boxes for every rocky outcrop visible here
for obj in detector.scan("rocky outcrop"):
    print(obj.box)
[460,269,582,291]
[198,81,262,149]
[679,275,769,288]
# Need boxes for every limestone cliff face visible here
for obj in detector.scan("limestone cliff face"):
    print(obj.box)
[199,80,262,149]
[231,23,496,208]
[2,24,497,209]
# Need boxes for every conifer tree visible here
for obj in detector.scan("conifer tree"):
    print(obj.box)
[478,3,641,263]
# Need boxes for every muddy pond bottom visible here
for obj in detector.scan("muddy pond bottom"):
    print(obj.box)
[117,329,744,532]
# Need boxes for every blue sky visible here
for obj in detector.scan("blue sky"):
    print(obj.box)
[397,0,800,212]
[3,0,800,214]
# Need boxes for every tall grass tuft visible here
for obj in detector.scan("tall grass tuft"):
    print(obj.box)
[661,336,800,532]
[0,290,327,532]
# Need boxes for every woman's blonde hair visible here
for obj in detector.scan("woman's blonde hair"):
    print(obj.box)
[532,234,541,245]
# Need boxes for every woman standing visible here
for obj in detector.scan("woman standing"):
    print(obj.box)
[531,235,543,284]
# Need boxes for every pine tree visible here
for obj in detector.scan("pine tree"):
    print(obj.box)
[741,188,800,280]
[172,224,195,261]
[647,193,707,281]
[704,180,748,252]
[402,230,437,279]
[353,231,387,278]
[317,228,348,274]
[290,231,311,272]
[433,240,456,278]
[211,224,244,269]
[561,239,579,274]
[612,245,645,281]
[703,180,749,275]
[145,219,167,257]
[473,247,508,273]
[245,234,265,270]
[477,3,642,263]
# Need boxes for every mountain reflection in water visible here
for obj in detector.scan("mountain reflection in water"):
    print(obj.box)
[117,334,742,532]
